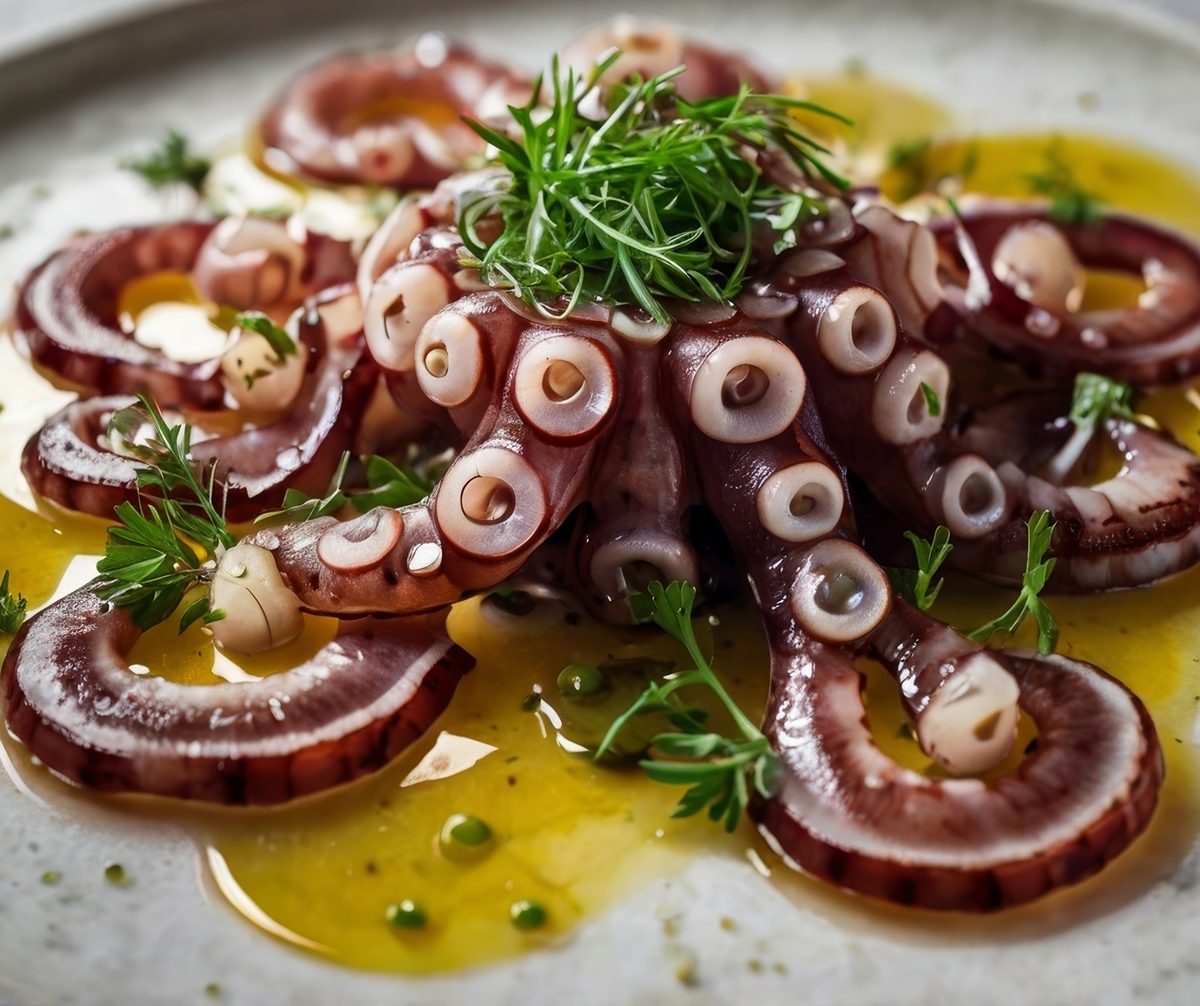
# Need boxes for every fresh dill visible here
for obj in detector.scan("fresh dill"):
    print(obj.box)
[122,130,212,192]
[595,581,779,833]
[0,570,28,634]
[887,526,953,612]
[1026,144,1104,225]
[968,510,1059,655]
[96,396,234,631]
[460,54,849,324]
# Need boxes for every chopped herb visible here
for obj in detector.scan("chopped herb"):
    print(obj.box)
[968,510,1059,654]
[919,381,942,418]
[509,899,548,930]
[460,55,848,324]
[0,570,28,634]
[596,581,779,833]
[203,983,222,1000]
[1070,371,1134,429]
[385,899,428,930]
[122,130,211,191]
[95,397,235,632]
[40,870,62,886]
[253,451,350,525]
[1027,144,1104,225]
[1043,371,1135,483]
[887,525,953,612]
[235,311,297,366]
[884,137,978,202]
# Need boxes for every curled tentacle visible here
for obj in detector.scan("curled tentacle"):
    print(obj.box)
[13,219,354,410]
[256,296,622,615]
[932,201,1200,386]
[665,325,1161,910]
[870,601,1020,775]
[21,285,376,523]
[260,34,531,188]
[777,255,1200,590]
[561,16,773,103]
[1,586,471,804]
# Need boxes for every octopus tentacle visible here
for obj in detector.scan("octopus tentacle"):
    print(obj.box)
[664,325,1161,910]
[777,255,1200,590]
[571,342,698,621]
[20,285,376,522]
[1,587,471,804]
[931,201,1200,386]
[260,34,531,188]
[14,219,354,410]
[258,296,622,615]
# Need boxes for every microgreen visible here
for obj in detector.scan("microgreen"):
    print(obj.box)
[459,55,849,324]
[95,396,235,631]
[968,510,1059,654]
[0,570,28,634]
[1026,144,1104,225]
[887,525,953,612]
[595,581,779,833]
[122,130,211,192]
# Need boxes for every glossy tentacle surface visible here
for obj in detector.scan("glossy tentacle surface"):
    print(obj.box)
[260,34,531,188]
[14,219,354,410]
[2,587,471,804]
[663,322,1162,910]
[775,236,1200,590]
[932,202,1200,386]
[21,284,376,523]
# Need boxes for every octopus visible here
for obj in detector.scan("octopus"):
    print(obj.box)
[6,19,1200,915]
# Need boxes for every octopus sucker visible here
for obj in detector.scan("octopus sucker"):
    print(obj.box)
[2,17,1195,920]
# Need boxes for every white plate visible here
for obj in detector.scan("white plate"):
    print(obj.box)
[3,2,1200,1004]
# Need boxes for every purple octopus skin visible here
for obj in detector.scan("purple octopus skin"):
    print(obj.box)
[765,221,1200,592]
[21,284,378,523]
[2,26,1187,912]
[14,218,355,410]
[259,34,532,189]
[2,588,470,804]
[931,203,1200,386]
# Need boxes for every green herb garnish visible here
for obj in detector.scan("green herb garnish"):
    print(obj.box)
[1070,371,1134,429]
[968,510,1059,654]
[236,311,297,364]
[919,381,942,418]
[122,130,211,192]
[0,570,28,634]
[1027,144,1104,225]
[95,396,234,631]
[887,526,953,612]
[596,581,779,833]
[253,451,351,525]
[385,899,428,930]
[460,55,848,324]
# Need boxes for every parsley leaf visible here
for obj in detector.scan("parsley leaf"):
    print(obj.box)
[0,570,28,634]
[596,581,779,833]
[887,526,953,611]
[968,510,1059,654]
[122,130,211,192]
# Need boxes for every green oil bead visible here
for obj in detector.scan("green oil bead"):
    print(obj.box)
[385,899,427,930]
[439,813,494,861]
[556,663,607,699]
[510,899,547,930]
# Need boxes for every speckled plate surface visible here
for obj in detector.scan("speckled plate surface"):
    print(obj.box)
[3,1,1200,1004]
